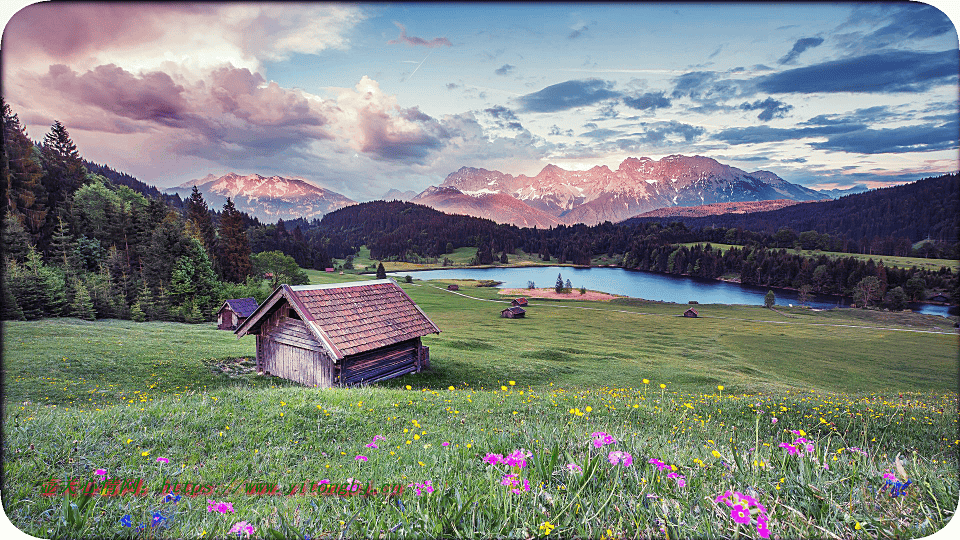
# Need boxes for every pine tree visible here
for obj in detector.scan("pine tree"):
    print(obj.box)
[376,262,387,279]
[39,121,87,248]
[70,281,96,321]
[2,211,31,263]
[2,99,46,241]
[185,186,217,259]
[216,198,252,283]
[764,290,776,308]
[555,273,564,293]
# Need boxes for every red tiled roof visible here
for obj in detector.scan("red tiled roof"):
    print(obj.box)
[287,280,440,358]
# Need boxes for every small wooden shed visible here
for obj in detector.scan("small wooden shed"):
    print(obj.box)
[683,308,699,318]
[447,284,459,291]
[511,297,529,307]
[501,306,526,318]
[217,297,259,330]
[235,280,440,387]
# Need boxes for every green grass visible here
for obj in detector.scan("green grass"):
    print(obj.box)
[3,283,958,539]
[680,243,958,272]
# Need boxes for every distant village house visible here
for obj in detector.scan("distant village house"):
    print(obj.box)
[217,297,259,330]
[235,280,440,388]
[501,306,526,318]
[511,297,529,307]
[683,308,699,318]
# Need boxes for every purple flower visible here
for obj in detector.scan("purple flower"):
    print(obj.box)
[805,443,815,453]
[156,457,169,464]
[162,492,181,504]
[731,504,751,524]
[319,479,330,484]
[565,463,583,473]
[365,443,378,449]
[503,448,531,468]
[372,435,385,442]
[483,453,502,465]
[407,480,435,496]
[355,455,368,462]
[207,499,234,514]
[715,490,733,505]
[500,474,519,486]
[442,442,450,447]
[883,470,896,481]
[94,468,107,477]
[779,442,800,456]
[229,521,255,538]
[771,417,778,424]
[591,432,617,448]
[794,437,808,444]
[511,478,531,494]
[120,515,132,527]
[607,450,633,467]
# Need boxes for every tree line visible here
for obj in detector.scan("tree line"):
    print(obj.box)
[2,101,307,322]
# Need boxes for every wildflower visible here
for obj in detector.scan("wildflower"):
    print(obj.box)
[771,417,778,424]
[509,381,516,386]
[503,448,532,468]
[448,386,455,391]
[565,463,583,473]
[779,442,800,456]
[207,499,234,514]
[120,515,132,527]
[141,451,150,457]
[156,457,169,464]
[319,479,330,484]
[501,386,508,391]
[643,379,649,384]
[731,504,751,524]
[405,385,412,390]
[591,432,617,448]
[539,521,555,535]
[711,450,722,459]
[660,383,666,389]
[94,469,106,477]
[355,455,368,462]
[483,453,503,465]
[442,442,450,447]
[163,492,182,504]
[882,470,897,481]
[372,435,385,442]
[151,511,167,528]
[229,521,255,539]
[805,443,815,453]
[607,450,633,467]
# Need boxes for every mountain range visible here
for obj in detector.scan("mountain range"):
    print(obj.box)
[169,173,355,222]
[411,155,825,226]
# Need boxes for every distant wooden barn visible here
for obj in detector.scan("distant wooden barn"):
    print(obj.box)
[447,284,459,291]
[235,280,440,387]
[929,293,949,303]
[217,297,259,330]
[501,306,526,318]
[511,297,528,307]
[683,308,699,318]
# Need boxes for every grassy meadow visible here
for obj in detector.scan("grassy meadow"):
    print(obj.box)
[2,274,958,539]
[679,243,959,273]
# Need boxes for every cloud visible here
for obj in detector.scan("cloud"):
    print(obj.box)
[483,105,524,131]
[495,64,515,76]
[549,125,574,136]
[713,124,865,145]
[622,91,671,111]
[517,79,621,112]
[836,4,955,52]
[756,50,958,94]
[809,120,959,154]
[569,24,589,39]
[446,83,461,90]
[387,22,452,48]
[620,121,705,146]
[778,37,824,65]
[580,128,622,139]
[738,97,793,121]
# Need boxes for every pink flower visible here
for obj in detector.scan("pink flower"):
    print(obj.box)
[372,435,385,442]
[715,490,733,505]
[94,469,106,477]
[794,437,808,444]
[607,450,633,467]
[731,504,751,524]
[483,453,503,465]
[592,432,617,448]
[442,442,450,447]
[883,470,897,481]
[503,448,531,468]
[355,455,368,462]
[805,443,815,453]
[319,479,330,484]
[511,478,531,494]
[206,499,234,514]
[365,443,379,449]
[156,457,169,463]
[407,480,435,496]
[779,442,800,456]
[229,521,255,538]
[771,417,778,424]
[677,478,686,488]
[500,474,519,486]
[565,463,583,473]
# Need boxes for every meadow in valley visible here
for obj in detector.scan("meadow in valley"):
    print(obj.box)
[2,275,958,539]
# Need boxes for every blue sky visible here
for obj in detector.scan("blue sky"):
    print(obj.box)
[2,2,957,200]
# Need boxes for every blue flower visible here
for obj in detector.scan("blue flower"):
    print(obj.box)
[152,511,167,527]
[120,515,132,527]
[163,492,181,504]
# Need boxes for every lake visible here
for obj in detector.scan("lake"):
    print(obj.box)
[390,265,957,317]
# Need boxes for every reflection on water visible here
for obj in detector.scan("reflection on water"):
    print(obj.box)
[389,266,956,317]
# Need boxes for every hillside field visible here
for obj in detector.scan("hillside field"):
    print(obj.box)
[2,276,957,539]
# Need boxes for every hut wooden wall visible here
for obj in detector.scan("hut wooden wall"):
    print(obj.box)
[340,338,423,386]
[256,303,334,388]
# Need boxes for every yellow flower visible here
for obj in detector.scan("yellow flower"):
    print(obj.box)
[711,450,722,459]
[405,385,412,390]
[448,386,455,391]
[585,406,592,412]
[509,381,516,386]
[539,521,555,535]
[643,379,649,384]
[141,451,150,456]
[418,461,426,467]
[684,403,694,409]
[660,383,666,389]
[126,439,132,444]
[717,385,724,391]
[501,386,508,391]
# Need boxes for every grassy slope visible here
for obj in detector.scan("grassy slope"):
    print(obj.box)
[3,278,958,538]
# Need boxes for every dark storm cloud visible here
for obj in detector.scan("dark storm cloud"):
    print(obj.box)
[738,97,793,121]
[756,50,958,94]
[622,91,672,111]
[778,37,824,65]
[516,79,621,112]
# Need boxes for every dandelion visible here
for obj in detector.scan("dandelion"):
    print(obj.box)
[539,521,555,535]
[607,450,633,467]
[448,386,455,391]
[141,451,150,457]
[405,385,412,390]
[229,521,255,539]
[509,381,516,386]
[711,450,722,459]
[660,383,666,389]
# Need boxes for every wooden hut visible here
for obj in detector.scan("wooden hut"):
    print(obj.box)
[235,280,440,387]
[501,306,526,318]
[511,297,528,307]
[217,297,259,330]
[683,308,699,318]
[447,284,459,291]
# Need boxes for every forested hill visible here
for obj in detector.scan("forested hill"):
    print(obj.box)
[623,173,959,249]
